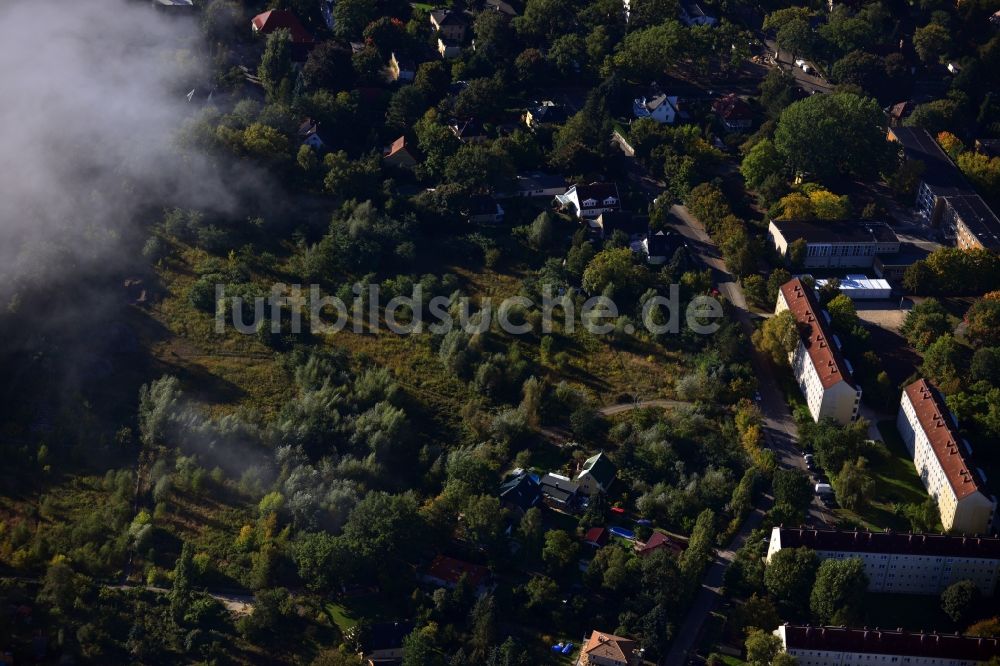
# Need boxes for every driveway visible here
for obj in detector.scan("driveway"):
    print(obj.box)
[762,40,833,95]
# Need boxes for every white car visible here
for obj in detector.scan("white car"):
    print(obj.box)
[794,58,807,67]
[814,482,833,496]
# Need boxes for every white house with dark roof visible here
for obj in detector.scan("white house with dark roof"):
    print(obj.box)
[576,452,616,495]
[633,94,679,124]
[556,183,621,219]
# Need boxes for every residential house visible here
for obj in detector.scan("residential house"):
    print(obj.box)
[679,1,717,26]
[359,621,414,665]
[421,555,491,593]
[580,630,642,666]
[642,228,680,265]
[524,100,568,128]
[556,182,622,219]
[437,38,462,59]
[712,93,752,131]
[298,119,326,150]
[539,473,579,511]
[251,10,314,60]
[633,93,680,124]
[775,278,862,425]
[576,453,616,496]
[767,219,900,268]
[766,526,1000,596]
[886,101,914,127]
[591,211,645,239]
[499,471,541,515]
[388,52,416,82]
[383,136,420,169]
[464,195,505,224]
[584,527,609,548]
[484,0,518,15]
[449,118,488,143]
[888,126,1000,250]
[497,172,567,199]
[898,379,996,535]
[775,624,1000,666]
[635,531,685,557]
[430,9,471,41]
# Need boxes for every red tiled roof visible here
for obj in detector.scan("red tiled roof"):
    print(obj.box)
[779,278,856,390]
[712,93,752,121]
[583,630,638,663]
[782,625,1000,661]
[385,135,409,157]
[584,527,608,546]
[903,379,986,501]
[425,555,489,587]
[251,10,314,44]
[636,531,684,556]
[775,527,1000,558]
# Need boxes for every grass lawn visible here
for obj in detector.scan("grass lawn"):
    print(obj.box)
[832,421,933,532]
[720,655,747,666]
[323,594,396,634]
[324,601,359,633]
[863,593,956,632]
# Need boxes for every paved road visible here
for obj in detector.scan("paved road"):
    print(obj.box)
[762,40,833,96]
[658,204,834,666]
[662,505,768,666]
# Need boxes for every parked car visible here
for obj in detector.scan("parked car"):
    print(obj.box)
[814,482,833,497]
[804,453,815,470]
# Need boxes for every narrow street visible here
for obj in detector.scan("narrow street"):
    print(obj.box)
[658,203,832,666]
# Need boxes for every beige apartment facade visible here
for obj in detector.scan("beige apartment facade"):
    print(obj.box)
[898,380,996,535]
[776,279,861,424]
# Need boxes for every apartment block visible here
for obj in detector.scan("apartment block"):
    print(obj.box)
[898,380,996,535]
[766,526,1000,596]
[887,127,1000,251]
[775,278,861,424]
[776,624,1000,666]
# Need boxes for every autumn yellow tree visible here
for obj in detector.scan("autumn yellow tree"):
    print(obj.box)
[809,189,851,219]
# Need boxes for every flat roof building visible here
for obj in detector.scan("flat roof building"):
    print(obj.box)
[887,127,1000,250]
[768,220,899,268]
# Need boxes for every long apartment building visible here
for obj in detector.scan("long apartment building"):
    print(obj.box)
[768,219,900,268]
[766,526,1000,596]
[887,127,1000,251]
[775,278,861,424]
[775,624,1000,666]
[898,379,996,535]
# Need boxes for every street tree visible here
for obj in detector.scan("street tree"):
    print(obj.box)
[753,310,799,366]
